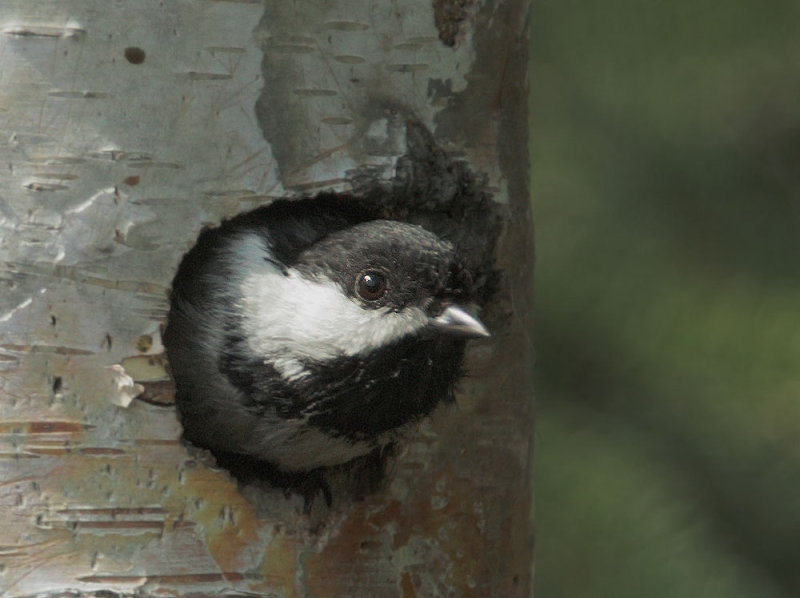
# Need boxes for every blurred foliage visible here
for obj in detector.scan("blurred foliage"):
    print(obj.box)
[530,0,800,596]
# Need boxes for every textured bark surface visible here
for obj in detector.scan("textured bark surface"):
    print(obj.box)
[0,1,532,596]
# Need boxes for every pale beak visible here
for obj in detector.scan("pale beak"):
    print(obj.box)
[430,305,490,339]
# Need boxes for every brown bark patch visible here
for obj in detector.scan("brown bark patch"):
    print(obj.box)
[433,0,475,47]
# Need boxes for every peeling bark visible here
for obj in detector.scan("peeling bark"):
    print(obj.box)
[0,1,532,596]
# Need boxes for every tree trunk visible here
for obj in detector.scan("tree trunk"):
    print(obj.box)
[0,1,532,596]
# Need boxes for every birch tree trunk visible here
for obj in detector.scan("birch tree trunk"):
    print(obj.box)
[0,1,532,596]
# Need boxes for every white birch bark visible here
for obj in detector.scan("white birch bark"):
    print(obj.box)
[0,1,532,596]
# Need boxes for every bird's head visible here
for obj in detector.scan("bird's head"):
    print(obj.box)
[237,219,488,379]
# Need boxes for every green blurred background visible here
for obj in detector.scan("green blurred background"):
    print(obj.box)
[530,1,800,596]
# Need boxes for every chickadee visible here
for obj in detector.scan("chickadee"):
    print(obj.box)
[164,194,488,477]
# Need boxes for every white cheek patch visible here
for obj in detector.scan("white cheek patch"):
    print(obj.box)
[236,238,429,374]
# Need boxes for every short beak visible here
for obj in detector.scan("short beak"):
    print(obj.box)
[430,305,490,339]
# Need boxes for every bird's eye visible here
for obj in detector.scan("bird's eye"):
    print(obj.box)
[356,271,387,301]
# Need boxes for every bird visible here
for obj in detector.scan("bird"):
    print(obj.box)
[163,193,489,487]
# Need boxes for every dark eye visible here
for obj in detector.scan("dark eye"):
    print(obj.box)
[356,271,387,301]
